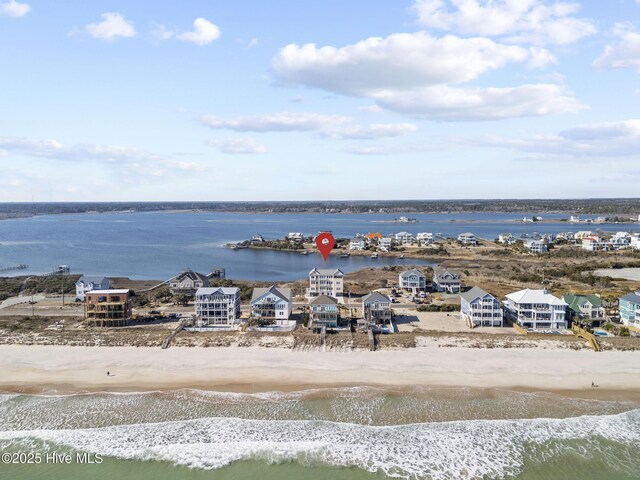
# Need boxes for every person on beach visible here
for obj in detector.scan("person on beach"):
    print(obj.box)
[107,371,110,376]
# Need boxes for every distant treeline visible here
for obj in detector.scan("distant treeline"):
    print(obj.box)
[1,199,640,218]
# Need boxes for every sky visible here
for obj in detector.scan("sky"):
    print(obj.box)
[1,0,640,202]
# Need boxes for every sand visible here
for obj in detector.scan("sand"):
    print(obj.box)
[1,343,639,399]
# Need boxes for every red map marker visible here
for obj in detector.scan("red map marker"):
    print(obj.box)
[315,232,335,262]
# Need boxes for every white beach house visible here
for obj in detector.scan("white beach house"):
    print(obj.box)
[460,287,503,327]
[250,285,292,324]
[349,237,367,250]
[504,288,568,330]
[394,232,415,245]
[379,237,394,252]
[582,236,610,251]
[398,269,427,291]
[75,275,112,301]
[525,239,548,254]
[308,268,344,298]
[416,232,434,246]
[194,287,241,327]
[457,232,477,245]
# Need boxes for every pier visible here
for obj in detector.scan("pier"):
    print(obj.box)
[40,265,70,277]
[0,264,28,273]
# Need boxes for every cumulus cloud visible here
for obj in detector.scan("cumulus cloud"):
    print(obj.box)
[273,32,529,96]
[85,12,136,40]
[0,0,30,17]
[412,0,596,46]
[322,123,418,140]
[207,137,267,154]
[593,23,640,71]
[341,144,434,155]
[478,119,640,158]
[272,31,581,120]
[199,111,351,132]
[176,18,220,45]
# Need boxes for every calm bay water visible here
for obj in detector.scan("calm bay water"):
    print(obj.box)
[1,211,638,281]
[1,387,638,480]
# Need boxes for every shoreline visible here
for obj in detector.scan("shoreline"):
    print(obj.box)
[1,345,639,401]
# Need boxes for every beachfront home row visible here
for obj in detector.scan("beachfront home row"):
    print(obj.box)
[504,289,568,330]
[308,268,344,298]
[75,275,112,301]
[619,291,640,328]
[432,268,462,294]
[250,285,292,325]
[399,269,427,291]
[460,287,503,327]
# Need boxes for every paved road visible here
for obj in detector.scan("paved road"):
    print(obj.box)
[0,294,46,310]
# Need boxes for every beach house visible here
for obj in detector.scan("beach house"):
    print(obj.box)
[399,269,427,291]
[169,269,209,296]
[457,232,477,246]
[250,285,292,324]
[287,232,304,241]
[619,291,640,328]
[416,232,434,246]
[609,232,630,250]
[432,268,462,294]
[504,289,568,330]
[631,235,640,250]
[564,294,607,327]
[365,232,382,243]
[309,295,339,330]
[308,268,344,298]
[362,292,392,326]
[395,232,414,245]
[582,236,610,251]
[194,287,241,327]
[498,233,516,245]
[85,289,133,327]
[460,287,503,327]
[349,237,367,250]
[75,275,112,301]
[379,237,394,252]
[525,239,548,254]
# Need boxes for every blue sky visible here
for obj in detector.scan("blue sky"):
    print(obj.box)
[1,0,640,201]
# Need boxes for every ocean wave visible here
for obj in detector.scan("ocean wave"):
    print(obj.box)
[1,411,639,480]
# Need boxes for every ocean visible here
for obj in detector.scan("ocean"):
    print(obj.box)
[0,387,638,480]
[1,211,638,281]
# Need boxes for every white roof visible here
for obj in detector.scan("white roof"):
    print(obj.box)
[88,289,130,295]
[505,288,567,306]
[196,287,239,295]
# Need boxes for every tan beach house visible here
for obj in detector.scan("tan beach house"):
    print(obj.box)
[85,289,133,327]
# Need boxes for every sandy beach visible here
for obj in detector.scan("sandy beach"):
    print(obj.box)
[1,343,639,399]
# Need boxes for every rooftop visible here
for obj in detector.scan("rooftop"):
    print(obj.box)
[310,295,338,305]
[506,288,567,306]
[460,286,496,303]
[251,285,292,303]
[362,292,391,304]
[196,287,239,296]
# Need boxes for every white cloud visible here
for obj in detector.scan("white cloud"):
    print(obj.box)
[176,18,220,45]
[273,32,529,96]
[247,38,259,48]
[207,138,267,154]
[322,123,418,139]
[272,31,580,120]
[358,105,384,113]
[199,111,351,132]
[412,0,596,46]
[0,0,29,17]
[593,23,640,71]
[374,84,585,120]
[479,119,640,158]
[85,12,136,40]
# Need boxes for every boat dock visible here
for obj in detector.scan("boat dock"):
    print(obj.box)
[0,264,28,272]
